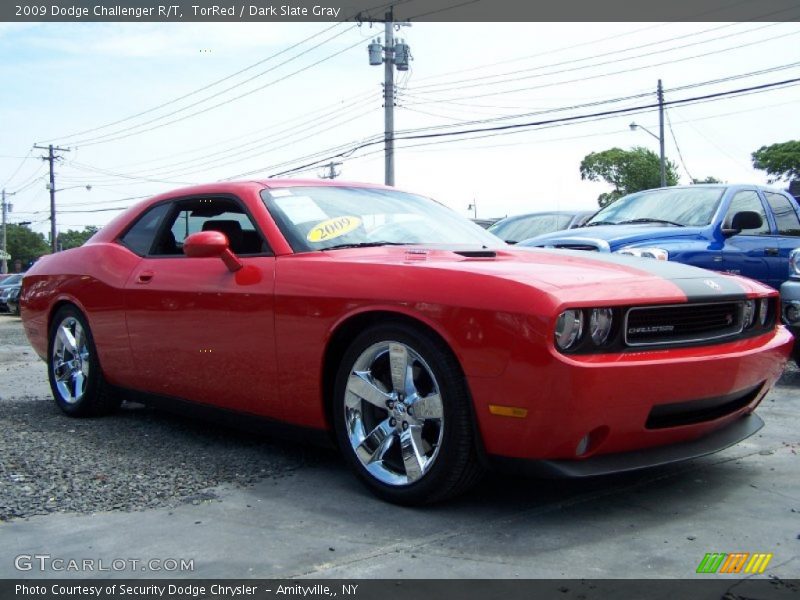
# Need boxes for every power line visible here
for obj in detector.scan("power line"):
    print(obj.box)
[41,0,408,144]
[410,18,794,93]
[64,27,365,147]
[45,22,350,144]
[253,77,800,178]
[66,98,378,182]
[1,149,34,189]
[665,109,694,182]
[399,28,800,105]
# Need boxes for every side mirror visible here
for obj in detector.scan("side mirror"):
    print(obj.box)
[183,231,242,272]
[722,211,763,237]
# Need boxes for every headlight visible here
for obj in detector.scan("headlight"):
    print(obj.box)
[790,248,800,277]
[615,247,669,261]
[555,309,584,350]
[743,299,756,328]
[589,308,613,345]
[758,298,769,326]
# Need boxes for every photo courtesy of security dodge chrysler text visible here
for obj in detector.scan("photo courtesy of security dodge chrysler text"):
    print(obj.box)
[19,180,791,504]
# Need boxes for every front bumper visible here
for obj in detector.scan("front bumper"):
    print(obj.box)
[469,325,792,462]
[491,412,763,477]
[780,278,800,339]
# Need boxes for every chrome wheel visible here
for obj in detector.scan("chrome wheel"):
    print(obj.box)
[51,316,90,404]
[344,341,445,486]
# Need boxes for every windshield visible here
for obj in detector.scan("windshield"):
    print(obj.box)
[261,186,504,252]
[585,187,725,227]
[0,274,22,286]
[489,213,576,243]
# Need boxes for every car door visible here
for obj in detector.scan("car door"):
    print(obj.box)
[763,190,800,285]
[121,195,280,418]
[720,190,783,288]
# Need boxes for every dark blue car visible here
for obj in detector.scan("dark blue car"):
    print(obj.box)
[522,185,800,290]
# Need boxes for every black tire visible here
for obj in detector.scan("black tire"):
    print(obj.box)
[47,305,121,417]
[333,321,484,505]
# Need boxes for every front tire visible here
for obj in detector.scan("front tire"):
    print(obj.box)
[333,322,484,505]
[48,305,121,417]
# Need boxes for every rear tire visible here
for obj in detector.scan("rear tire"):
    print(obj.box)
[333,321,484,505]
[48,305,121,417]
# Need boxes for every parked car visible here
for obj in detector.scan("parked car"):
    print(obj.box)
[470,217,502,229]
[522,185,800,290]
[780,248,800,365]
[4,284,21,316]
[20,180,791,504]
[0,274,23,312]
[488,210,594,244]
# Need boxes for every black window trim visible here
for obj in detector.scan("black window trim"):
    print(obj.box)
[116,193,274,258]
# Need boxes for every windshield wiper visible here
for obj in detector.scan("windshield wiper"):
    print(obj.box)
[321,241,411,250]
[584,220,617,227]
[617,218,685,227]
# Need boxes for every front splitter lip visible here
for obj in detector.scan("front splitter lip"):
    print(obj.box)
[489,412,764,478]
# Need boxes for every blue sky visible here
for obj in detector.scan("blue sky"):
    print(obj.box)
[1,19,799,237]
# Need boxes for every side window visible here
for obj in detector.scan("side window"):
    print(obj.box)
[765,192,800,236]
[151,197,269,256]
[724,191,770,235]
[119,203,171,256]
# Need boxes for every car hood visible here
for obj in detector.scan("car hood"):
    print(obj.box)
[522,224,706,249]
[320,245,765,305]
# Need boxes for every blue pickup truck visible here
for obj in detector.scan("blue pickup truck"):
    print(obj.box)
[522,184,800,291]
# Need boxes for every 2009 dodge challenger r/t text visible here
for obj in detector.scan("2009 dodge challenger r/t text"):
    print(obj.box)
[20,180,792,504]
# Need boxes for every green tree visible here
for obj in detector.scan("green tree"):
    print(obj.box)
[692,176,723,184]
[751,140,800,183]
[58,226,99,250]
[580,146,679,207]
[7,224,49,268]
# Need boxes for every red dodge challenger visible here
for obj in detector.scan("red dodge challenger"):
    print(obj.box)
[20,180,792,504]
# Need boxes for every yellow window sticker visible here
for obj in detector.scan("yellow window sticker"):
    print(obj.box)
[307,216,362,243]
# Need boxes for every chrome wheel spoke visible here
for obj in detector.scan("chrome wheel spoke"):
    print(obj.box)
[410,393,443,420]
[347,372,391,409]
[389,343,409,395]
[356,419,395,464]
[400,425,426,482]
[57,324,79,355]
[72,371,85,398]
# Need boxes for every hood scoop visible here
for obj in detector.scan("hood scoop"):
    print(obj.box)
[453,249,497,259]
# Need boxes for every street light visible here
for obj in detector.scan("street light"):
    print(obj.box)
[467,201,477,219]
[629,121,666,188]
[44,183,91,253]
[46,183,92,192]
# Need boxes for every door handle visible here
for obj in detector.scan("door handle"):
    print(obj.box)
[765,248,779,256]
[137,271,154,284]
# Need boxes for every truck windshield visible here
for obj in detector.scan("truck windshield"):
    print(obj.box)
[584,187,725,228]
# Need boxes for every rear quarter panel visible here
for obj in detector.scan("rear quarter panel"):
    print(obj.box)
[22,243,141,386]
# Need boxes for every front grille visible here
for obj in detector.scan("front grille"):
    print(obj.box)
[646,383,764,429]
[625,302,743,347]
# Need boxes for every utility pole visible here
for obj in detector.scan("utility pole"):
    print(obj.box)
[657,79,666,188]
[1,189,16,274]
[319,161,342,180]
[33,144,70,253]
[367,7,411,187]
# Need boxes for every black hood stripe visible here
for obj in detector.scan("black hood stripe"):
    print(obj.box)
[537,249,748,299]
